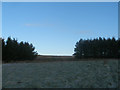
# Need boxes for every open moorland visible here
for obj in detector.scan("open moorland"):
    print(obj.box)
[2,56,119,88]
[3,55,118,63]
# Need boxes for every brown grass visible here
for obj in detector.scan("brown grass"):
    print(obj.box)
[3,55,119,64]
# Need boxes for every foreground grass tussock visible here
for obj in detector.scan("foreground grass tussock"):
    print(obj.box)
[3,60,118,88]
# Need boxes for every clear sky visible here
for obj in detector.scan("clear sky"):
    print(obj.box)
[2,2,118,56]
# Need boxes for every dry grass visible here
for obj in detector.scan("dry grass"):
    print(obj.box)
[3,55,119,64]
[3,60,119,88]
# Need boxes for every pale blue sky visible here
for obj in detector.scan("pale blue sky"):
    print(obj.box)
[2,2,118,56]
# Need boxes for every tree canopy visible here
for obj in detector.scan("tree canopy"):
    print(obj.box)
[73,37,120,59]
[2,37,38,62]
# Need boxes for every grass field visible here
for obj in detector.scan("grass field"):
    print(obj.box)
[2,56,119,88]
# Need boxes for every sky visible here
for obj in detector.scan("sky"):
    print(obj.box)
[2,2,118,56]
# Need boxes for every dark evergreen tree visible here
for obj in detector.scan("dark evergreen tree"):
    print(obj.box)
[2,37,38,62]
[2,39,6,61]
[74,37,119,59]
[118,38,120,58]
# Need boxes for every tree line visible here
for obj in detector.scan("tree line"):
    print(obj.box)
[1,36,120,62]
[73,37,120,59]
[2,37,38,62]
